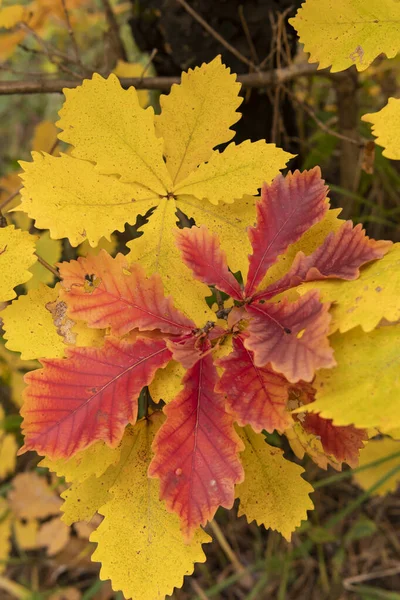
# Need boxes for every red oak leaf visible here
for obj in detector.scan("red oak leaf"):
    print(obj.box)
[256,221,392,300]
[20,337,171,459]
[245,291,335,382]
[288,382,367,469]
[175,225,242,300]
[245,167,328,296]
[216,336,291,432]
[58,250,195,336]
[167,324,225,369]
[148,353,244,539]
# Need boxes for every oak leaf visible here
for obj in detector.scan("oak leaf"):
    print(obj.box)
[20,337,171,458]
[149,353,244,539]
[290,0,400,73]
[362,98,400,160]
[235,426,313,541]
[353,438,400,496]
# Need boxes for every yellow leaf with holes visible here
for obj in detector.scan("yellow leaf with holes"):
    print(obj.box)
[113,60,150,108]
[299,243,400,333]
[57,74,172,194]
[156,55,242,185]
[127,198,214,325]
[174,140,293,204]
[90,415,210,600]
[0,225,37,301]
[26,231,62,290]
[0,404,17,479]
[0,5,26,29]
[149,360,185,404]
[19,153,157,247]
[2,284,65,359]
[302,327,400,432]
[32,120,59,154]
[0,498,11,574]
[290,0,400,73]
[353,438,400,496]
[236,426,313,540]
[176,194,256,278]
[61,469,116,525]
[362,98,400,160]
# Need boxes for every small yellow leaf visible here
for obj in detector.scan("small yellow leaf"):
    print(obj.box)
[174,140,293,204]
[362,98,400,160]
[299,243,400,333]
[149,360,185,404]
[0,498,12,573]
[156,55,241,185]
[236,426,313,541]
[176,193,256,278]
[90,416,210,600]
[305,327,400,432]
[290,0,400,73]
[127,198,214,325]
[19,153,157,247]
[14,519,39,551]
[2,284,65,359]
[26,231,62,290]
[0,225,37,301]
[0,5,26,29]
[353,438,400,496]
[113,60,150,108]
[36,517,70,555]
[9,472,62,519]
[57,73,172,194]
[32,120,59,154]
[0,404,17,479]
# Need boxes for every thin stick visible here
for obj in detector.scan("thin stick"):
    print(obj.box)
[35,252,60,278]
[176,0,256,70]
[140,48,158,81]
[100,0,127,61]
[60,0,83,69]
[0,186,22,211]
[209,520,253,588]
[238,5,259,66]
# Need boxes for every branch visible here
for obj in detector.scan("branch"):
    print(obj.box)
[0,63,336,95]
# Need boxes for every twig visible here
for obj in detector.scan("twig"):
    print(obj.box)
[140,48,158,80]
[0,63,336,95]
[209,520,253,589]
[100,0,127,61]
[176,0,256,70]
[0,186,22,212]
[34,252,60,278]
[238,5,259,66]
[60,0,82,68]
[343,565,400,591]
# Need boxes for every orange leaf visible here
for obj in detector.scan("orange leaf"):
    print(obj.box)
[59,250,195,336]
[245,291,335,382]
[216,336,291,433]
[149,353,244,539]
[20,337,171,459]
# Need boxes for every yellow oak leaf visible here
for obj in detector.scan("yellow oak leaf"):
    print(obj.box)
[0,5,27,29]
[71,322,105,348]
[19,153,157,247]
[0,225,37,301]
[2,284,65,359]
[174,140,293,204]
[127,198,215,324]
[32,120,60,154]
[353,438,400,496]
[286,422,342,471]
[387,427,400,440]
[26,231,62,290]
[235,426,313,541]
[113,60,150,108]
[362,98,400,160]
[299,243,400,333]
[0,404,17,479]
[61,469,116,525]
[290,0,400,73]
[57,73,172,194]
[90,415,211,600]
[77,235,117,257]
[148,360,185,404]
[303,327,400,432]
[156,55,242,185]
[176,193,256,278]
[0,498,11,574]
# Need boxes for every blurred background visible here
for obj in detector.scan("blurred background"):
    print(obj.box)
[0,1,400,598]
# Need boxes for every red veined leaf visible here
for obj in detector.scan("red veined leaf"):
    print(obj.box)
[245,167,328,296]
[167,325,225,369]
[59,250,195,336]
[148,353,244,540]
[175,225,242,299]
[20,337,171,459]
[245,290,335,382]
[288,383,367,469]
[256,221,392,300]
[216,336,291,433]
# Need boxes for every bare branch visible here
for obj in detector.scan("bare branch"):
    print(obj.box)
[100,0,127,61]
